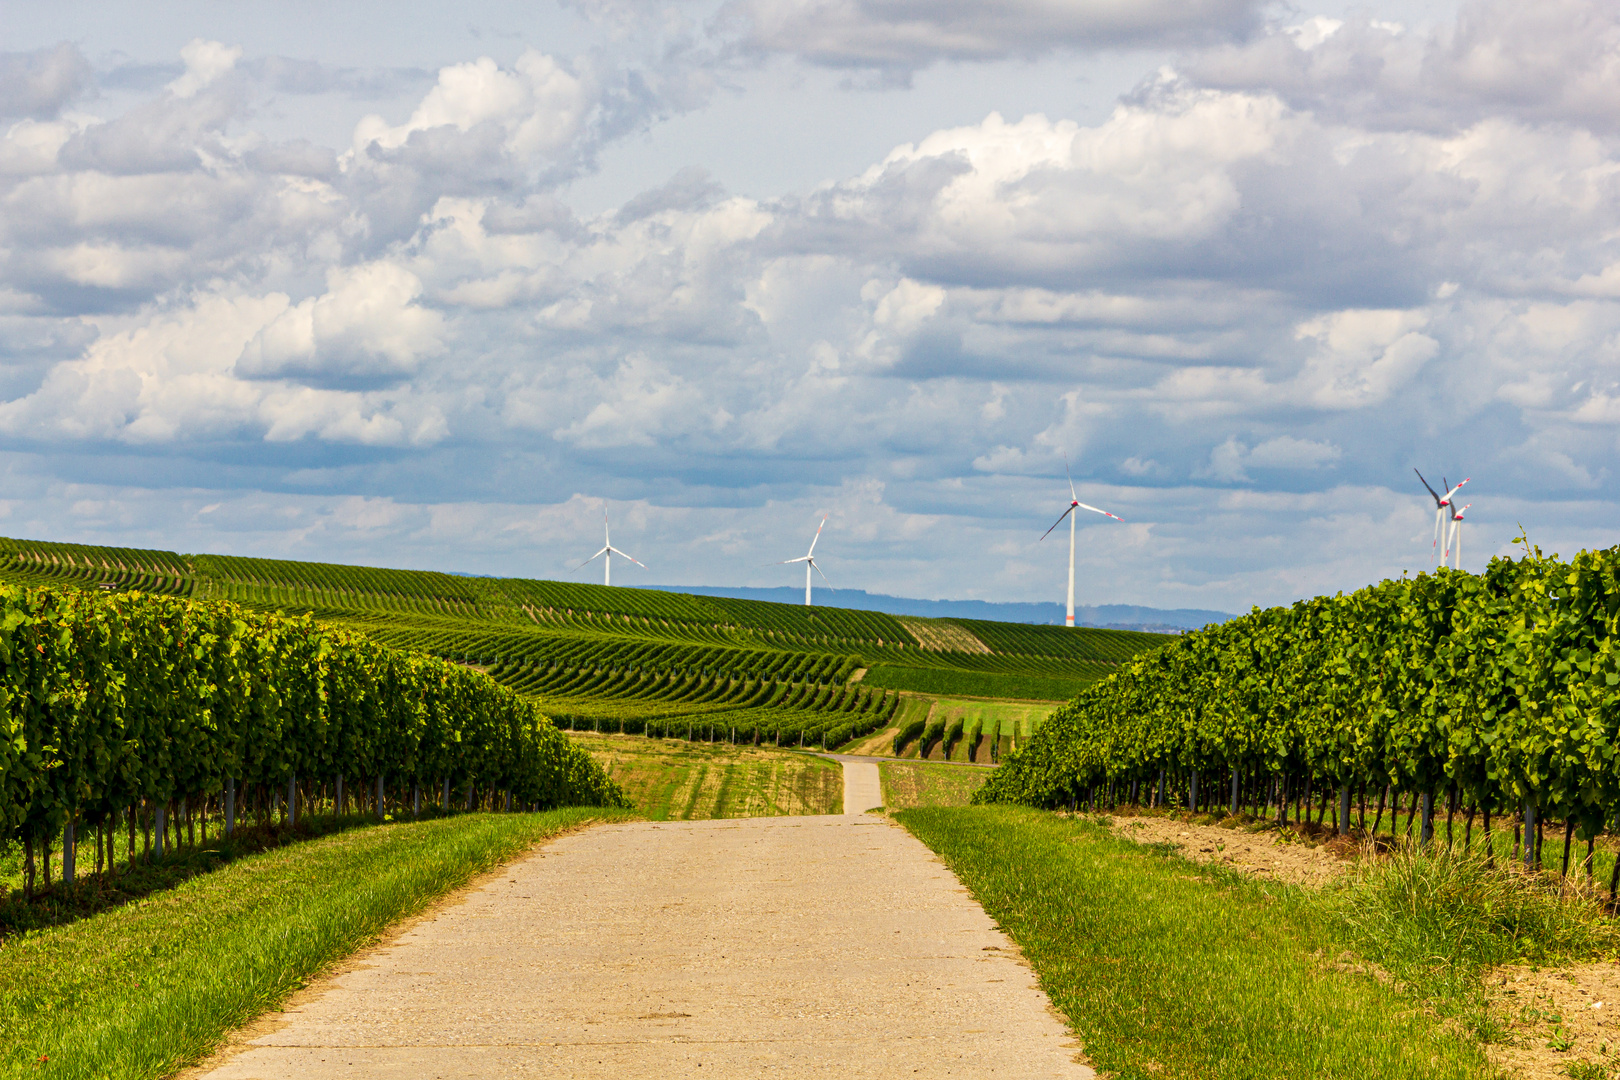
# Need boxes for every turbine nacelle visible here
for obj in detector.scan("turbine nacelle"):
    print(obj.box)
[776,516,830,606]
[576,509,645,587]
[1416,469,1474,570]
[1040,454,1122,628]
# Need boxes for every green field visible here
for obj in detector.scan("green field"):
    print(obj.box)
[0,534,1169,750]
[567,733,842,819]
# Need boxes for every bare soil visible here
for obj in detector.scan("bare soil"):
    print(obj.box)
[1103,811,1356,888]
[1484,963,1620,1079]
[842,724,901,757]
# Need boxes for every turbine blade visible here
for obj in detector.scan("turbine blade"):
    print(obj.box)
[1415,468,1441,504]
[1038,505,1076,542]
[1444,477,1471,501]
[1074,500,1123,522]
[607,546,646,568]
[574,546,609,570]
[775,556,811,565]
[1063,452,1077,502]
[806,515,828,557]
[810,558,830,586]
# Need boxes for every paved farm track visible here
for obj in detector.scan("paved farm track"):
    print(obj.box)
[199,791,1089,1078]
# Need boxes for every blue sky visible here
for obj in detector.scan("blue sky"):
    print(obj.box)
[1,0,1616,611]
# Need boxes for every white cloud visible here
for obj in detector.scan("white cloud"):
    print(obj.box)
[1295,309,1439,410]
[3,1,1620,609]
[237,262,446,384]
[1197,436,1342,482]
[552,354,728,449]
[167,40,243,100]
[352,50,589,162]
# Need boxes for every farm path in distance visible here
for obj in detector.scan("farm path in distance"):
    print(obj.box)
[198,763,1090,1079]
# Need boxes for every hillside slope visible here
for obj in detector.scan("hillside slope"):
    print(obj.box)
[0,535,1170,745]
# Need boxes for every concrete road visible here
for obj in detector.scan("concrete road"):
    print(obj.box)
[199,813,1091,1079]
[841,760,882,815]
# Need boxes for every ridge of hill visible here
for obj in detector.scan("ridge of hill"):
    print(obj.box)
[638,584,1233,632]
[0,534,1173,749]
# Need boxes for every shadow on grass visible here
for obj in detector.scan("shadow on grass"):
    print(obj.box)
[0,810,460,938]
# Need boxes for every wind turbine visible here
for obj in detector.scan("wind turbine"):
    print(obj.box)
[1038,457,1123,628]
[576,510,644,586]
[1415,469,1469,567]
[777,516,829,606]
[1445,502,1471,570]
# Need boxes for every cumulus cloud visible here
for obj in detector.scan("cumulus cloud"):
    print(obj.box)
[351,51,589,163]
[237,263,446,387]
[4,2,1620,608]
[1198,436,1342,482]
[1183,0,1620,134]
[167,39,243,100]
[552,354,729,449]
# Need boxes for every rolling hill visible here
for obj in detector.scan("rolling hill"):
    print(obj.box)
[0,534,1173,749]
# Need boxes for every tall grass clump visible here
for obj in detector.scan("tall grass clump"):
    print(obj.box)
[1328,842,1619,1001]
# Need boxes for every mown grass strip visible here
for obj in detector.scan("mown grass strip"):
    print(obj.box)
[569,733,841,819]
[0,808,631,1080]
[879,761,991,809]
[898,806,1491,1080]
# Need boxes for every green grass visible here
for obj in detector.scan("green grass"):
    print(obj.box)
[1328,843,1618,1005]
[568,733,842,819]
[880,761,992,809]
[898,805,1492,1079]
[0,812,414,936]
[0,808,629,1080]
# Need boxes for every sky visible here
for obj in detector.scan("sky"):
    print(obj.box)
[1,0,1617,613]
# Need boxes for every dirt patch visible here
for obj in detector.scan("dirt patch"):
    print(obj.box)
[842,724,900,757]
[897,616,991,653]
[1106,813,1354,888]
[1483,963,1620,1079]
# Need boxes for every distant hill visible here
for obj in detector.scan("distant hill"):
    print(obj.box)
[637,585,1233,632]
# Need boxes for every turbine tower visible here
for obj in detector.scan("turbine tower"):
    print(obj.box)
[1415,469,1469,567]
[576,510,644,586]
[1038,457,1123,628]
[1446,502,1471,570]
[777,516,829,606]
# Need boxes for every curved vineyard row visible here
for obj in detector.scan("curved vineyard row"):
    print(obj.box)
[368,626,861,686]
[0,537,191,596]
[549,687,899,752]
[980,544,1620,872]
[948,618,1166,663]
[0,535,1171,705]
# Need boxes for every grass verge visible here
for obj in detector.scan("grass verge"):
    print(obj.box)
[568,733,842,819]
[0,807,631,1080]
[898,805,1493,1079]
[0,812,427,937]
[880,761,991,809]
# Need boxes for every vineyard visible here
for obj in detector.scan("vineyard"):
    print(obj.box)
[980,542,1620,888]
[0,585,624,897]
[0,536,1171,760]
